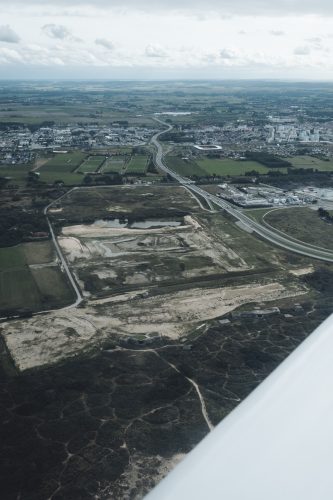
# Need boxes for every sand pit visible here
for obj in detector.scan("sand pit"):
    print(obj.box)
[61,222,191,238]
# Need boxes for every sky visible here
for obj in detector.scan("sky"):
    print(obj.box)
[0,0,333,80]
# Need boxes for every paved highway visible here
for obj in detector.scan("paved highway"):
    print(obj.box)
[151,119,333,263]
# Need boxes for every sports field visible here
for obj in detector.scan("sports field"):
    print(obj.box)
[78,156,105,173]
[126,155,148,174]
[288,156,333,172]
[102,158,126,174]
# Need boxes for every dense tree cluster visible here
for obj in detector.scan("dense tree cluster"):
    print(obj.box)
[83,173,123,185]
[245,151,292,169]
[258,170,333,189]
[161,132,195,143]
[318,207,333,223]
[303,269,333,293]
[0,209,49,247]
[0,121,55,131]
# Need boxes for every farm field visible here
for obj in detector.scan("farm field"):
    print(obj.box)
[41,152,86,173]
[0,242,74,314]
[23,241,55,265]
[165,157,286,177]
[288,156,333,171]
[78,156,105,173]
[0,164,32,186]
[37,152,87,184]
[165,157,206,176]
[197,158,274,176]
[37,170,84,185]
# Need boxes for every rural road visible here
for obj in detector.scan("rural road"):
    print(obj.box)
[44,190,83,308]
[151,118,333,263]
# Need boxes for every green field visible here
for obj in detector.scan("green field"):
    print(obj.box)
[126,155,148,174]
[78,156,105,173]
[288,156,333,172]
[0,268,41,313]
[31,267,74,304]
[165,157,207,176]
[102,158,126,174]
[38,170,84,185]
[37,152,87,184]
[23,241,55,265]
[166,157,286,177]
[0,246,26,271]
[41,152,86,173]
[0,164,32,186]
[0,243,74,314]
[197,159,273,176]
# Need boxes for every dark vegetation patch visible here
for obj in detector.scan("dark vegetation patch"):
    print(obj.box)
[245,151,292,169]
[303,268,333,293]
[0,208,49,247]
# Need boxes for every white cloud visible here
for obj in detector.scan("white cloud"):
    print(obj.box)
[145,44,167,58]
[0,25,20,43]
[0,1,332,79]
[95,38,114,50]
[306,37,322,43]
[0,47,23,63]
[220,48,236,59]
[270,30,285,36]
[294,45,311,55]
[42,23,71,39]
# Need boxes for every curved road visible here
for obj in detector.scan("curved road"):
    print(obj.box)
[151,119,333,263]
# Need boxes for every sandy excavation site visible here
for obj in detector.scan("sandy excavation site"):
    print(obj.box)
[2,208,307,372]
[58,215,250,296]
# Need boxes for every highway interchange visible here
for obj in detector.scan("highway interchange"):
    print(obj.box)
[152,119,333,264]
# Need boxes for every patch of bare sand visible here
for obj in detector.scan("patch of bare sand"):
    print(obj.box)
[184,215,201,230]
[2,282,307,372]
[290,266,314,276]
[107,205,130,212]
[48,208,63,214]
[58,236,88,261]
[61,222,191,238]
[181,228,249,272]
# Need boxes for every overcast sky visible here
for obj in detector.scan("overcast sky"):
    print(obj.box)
[0,0,332,80]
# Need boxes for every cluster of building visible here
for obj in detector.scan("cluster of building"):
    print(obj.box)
[217,184,317,208]
[0,124,155,164]
[179,120,333,161]
[266,124,333,144]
